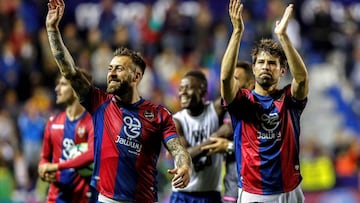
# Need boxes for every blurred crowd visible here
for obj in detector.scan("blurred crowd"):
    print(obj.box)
[0,0,360,202]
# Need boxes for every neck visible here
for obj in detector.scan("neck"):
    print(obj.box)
[115,89,141,104]
[66,101,85,121]
[254,83,278,96]
[187,102,205,117]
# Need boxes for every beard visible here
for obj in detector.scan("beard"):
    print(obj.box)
[107,80,132,97]
[256,75,276,89]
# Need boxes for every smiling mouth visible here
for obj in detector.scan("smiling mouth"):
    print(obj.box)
[108,80,120,85]
[180,96,189,104]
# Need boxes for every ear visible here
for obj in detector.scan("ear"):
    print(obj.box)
[280,67,286,76]
[133,72,142,82]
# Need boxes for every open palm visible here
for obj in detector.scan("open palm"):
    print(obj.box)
[274,4,293,35]
[46,0,65,30]
[229,0,244,31]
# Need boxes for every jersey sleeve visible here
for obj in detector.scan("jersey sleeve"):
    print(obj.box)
[285,85,308,110]
[38,118,53,166]
[159,106,178,143]
[226,88,250,115]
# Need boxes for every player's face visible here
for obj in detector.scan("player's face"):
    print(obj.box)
[234,67,248,89]
[106,56,137,96]
[178,76,203,109]
[253,51,285,88]
[55,76,77,105]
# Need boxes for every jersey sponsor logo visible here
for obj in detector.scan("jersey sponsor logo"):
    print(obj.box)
[123,116,141,139]
[257,131,281,141]
[260,113,279,131]
[77,126,86,138]
[115,116,142,155]
[115,136,142,154]
[62,138,75,160]
[258,112,281,141]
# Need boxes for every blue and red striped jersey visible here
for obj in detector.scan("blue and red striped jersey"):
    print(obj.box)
[82,87,177,203]
[39,111,94,203]
[227,85,307,195]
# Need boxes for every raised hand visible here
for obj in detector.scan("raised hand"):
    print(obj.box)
[229,0,244,32]
[274,4,293,36]
[46,0,65,31]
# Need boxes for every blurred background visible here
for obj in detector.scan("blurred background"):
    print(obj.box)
[0,0,359,202]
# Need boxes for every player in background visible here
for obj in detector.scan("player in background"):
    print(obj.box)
[38,71,96,203]
[201,60,254,203]
[170,70,232,203]
[45,0,192,202]
[220,0,309,202]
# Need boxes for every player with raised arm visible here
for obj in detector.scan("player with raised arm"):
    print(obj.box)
[220,0,309,202]
[45,0,192,202]
[201,60,254,203]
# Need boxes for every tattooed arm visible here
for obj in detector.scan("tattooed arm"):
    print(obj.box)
[46,0,91,99]
[166,137,192,189]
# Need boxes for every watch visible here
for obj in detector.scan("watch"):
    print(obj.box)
[226,141,234,154]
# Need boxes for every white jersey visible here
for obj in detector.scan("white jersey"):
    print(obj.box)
[172,102,223,192]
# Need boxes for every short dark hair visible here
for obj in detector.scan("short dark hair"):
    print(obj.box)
[251,38,287,69]
[184,70,208,90]
[113,47,146,75]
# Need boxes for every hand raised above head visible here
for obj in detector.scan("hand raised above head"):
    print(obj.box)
[46,0,65,31]
[274,4,294,36]
[229,0,244,32]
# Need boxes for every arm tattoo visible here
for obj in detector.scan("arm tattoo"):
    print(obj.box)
[48,30,74,74]
[48,30,90,98]
[167,137,191,168]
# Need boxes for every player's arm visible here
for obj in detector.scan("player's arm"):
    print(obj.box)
[58,125,94,170]
[221,0,244,104]
[200,122,233,155]
[56,146,93,170]
[46,0,91,99]
[165,136,192,189]
[38,120,56,183]
[275,4,309,100]
[173,118,207,159]
[213,98,226,122]
[196,98,233,155]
